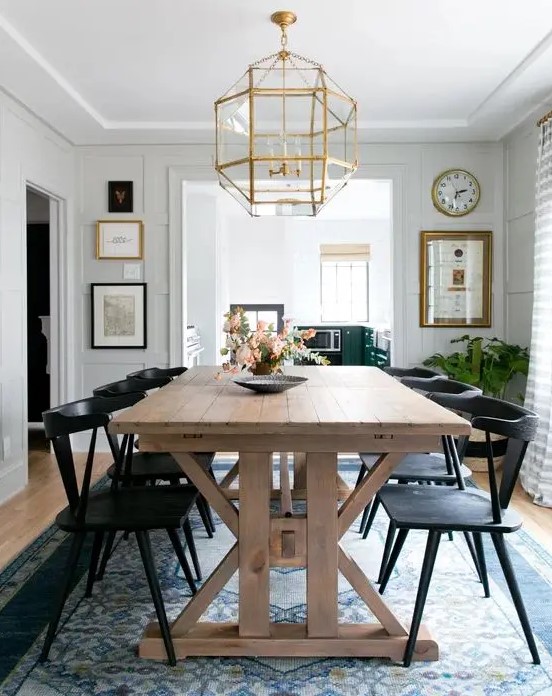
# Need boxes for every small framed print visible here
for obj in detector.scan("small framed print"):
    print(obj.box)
[91,283,147,349]
[108,181,133,213]
[96,220,143,260]
[420,231,492,327]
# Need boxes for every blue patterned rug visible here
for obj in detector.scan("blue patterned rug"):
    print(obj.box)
[2,457,552,695]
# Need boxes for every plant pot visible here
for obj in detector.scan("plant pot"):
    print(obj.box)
[463,428,507,472]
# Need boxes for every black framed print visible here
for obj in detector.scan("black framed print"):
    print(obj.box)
[91,283,147,349]
[108,181,133,213]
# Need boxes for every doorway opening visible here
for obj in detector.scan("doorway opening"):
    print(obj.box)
[182,179,393,367]
[26,188,51,454]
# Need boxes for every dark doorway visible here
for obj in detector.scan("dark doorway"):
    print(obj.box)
[26,189,50,452]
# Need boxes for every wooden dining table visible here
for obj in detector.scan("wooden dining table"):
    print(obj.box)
[110,365,470,663]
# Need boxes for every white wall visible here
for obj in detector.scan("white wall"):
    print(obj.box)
[75,141,504,397]
[504,120,538,348]
[286,218,391,326]
[0,92,75,504]
[222,216,391,326]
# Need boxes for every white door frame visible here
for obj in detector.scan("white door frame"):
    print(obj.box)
[167,164,407,368]
[25,183,72,415]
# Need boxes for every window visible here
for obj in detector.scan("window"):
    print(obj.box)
[229,304,284,333]
[320,244,370,322]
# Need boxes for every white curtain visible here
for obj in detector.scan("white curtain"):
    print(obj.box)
[521,121,552,506]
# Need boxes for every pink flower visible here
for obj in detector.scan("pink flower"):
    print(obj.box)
[257,320,268,332]
[236,344,253,365]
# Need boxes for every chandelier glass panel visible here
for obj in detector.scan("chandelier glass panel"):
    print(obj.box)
[215,11,358,217]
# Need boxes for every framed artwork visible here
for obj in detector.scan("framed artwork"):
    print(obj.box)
[91,283,147,349]
[96,220,143,260]
[108,181,133,213]
[420,231,492,327]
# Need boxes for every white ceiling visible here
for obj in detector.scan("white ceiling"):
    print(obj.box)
[0,0,552,144]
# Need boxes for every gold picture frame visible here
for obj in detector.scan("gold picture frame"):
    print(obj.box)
[420,231,492,327]
[96,220,144,260]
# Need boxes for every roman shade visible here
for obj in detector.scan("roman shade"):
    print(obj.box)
[319,244,371,262]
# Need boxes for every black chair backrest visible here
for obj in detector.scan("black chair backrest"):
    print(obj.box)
[384,366,441,379]
[401,376,481,395]
[431,392,538,521]
[127,366,187,380]
[42,392,146,524]
[93,375,170,396]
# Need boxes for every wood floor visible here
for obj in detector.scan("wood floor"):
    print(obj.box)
[0,443,111,571]
[0,449,551,572]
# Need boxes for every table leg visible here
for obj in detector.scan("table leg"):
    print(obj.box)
[306,452,338,637]
[138,449,439,663]
[239,452,272,637]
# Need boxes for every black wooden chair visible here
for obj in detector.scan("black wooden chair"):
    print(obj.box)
[383,366,441,379]
[40,393,199,665]
[376,393,540,666]
[127,366,187,380]
[94,375,215,540]
[358,377,482,582]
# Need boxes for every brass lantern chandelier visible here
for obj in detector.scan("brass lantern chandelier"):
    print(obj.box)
[214,11,358,217]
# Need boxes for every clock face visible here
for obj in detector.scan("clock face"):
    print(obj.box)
[432,170,480,217]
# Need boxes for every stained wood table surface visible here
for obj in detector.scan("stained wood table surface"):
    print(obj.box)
[110,365,471,663]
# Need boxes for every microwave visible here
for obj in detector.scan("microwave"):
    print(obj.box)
[305,329,341,352]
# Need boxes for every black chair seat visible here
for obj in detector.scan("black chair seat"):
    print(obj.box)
[56,486,197,532]
[360,452,472,483]
[378,485,522,533]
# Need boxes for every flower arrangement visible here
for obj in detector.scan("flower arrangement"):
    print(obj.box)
[220,306,330,373]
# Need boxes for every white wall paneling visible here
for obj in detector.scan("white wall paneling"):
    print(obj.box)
[504,120,539,349]
[76,141,504,410]
[0,93,75,505]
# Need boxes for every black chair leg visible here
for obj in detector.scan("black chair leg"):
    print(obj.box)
[463,531,484,585]
[182,518,202,581]
[96,530,117,581]
[362,495,381,540]
[473,532,490,598]
[379,528,408,593]
[377,521,397,584]
[135,530,176,666]
[355,462,367,488]
[196,496,214,538]
[203,497,216,534]
[40,532,85,662]
[167,528,197,594]
[403,530,442,667]
[491,533,540,665]
[85,531,104,598]
[359,502,371,535]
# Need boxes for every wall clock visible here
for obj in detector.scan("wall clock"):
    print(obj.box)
[432,169,480,217]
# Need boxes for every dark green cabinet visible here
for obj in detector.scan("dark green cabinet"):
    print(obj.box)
[342,326,363,366]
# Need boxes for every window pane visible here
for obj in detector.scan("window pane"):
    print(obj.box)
[244,311,257,328]
[320,260,368,322]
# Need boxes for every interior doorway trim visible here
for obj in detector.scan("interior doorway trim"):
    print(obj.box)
[25,183,72,414]
[168,165,217,366]
[167,164,406,368]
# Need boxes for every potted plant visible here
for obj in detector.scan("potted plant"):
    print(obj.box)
[423,335,530,470]
[220,306,329,374]
[422,335,529,400]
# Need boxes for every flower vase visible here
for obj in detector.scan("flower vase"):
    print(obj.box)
[251,362,273,376]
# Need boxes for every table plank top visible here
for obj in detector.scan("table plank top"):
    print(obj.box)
[109,366,471,437]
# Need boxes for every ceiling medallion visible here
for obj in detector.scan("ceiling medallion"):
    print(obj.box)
[214,10,358,217]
